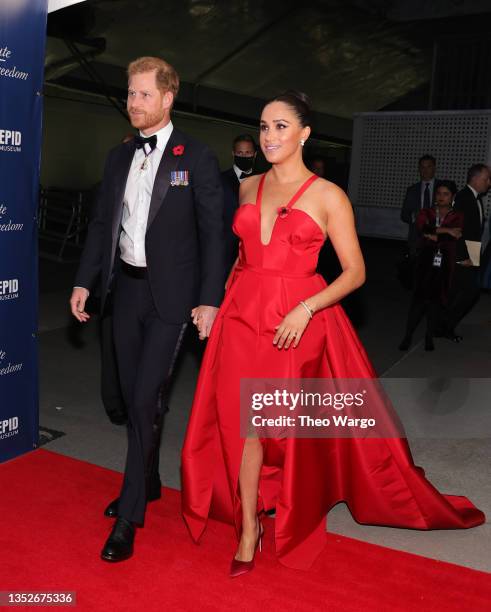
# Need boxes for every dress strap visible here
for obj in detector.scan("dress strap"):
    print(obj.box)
[285,174,319,210]
[255,173,267,206]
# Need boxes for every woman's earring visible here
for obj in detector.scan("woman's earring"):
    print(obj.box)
[300,139,305,147]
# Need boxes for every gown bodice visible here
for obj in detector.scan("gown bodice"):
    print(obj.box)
[232,173,325,275]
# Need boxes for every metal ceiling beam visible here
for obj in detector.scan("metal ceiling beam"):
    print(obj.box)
[63,39,129,123]
[193,4,300,112]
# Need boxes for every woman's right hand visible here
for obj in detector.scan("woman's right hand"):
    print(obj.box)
[424,233,437,242]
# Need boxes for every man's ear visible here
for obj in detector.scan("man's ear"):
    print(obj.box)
[163,90,174,110]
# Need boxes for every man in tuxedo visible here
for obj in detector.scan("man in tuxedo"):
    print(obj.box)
[70,56,225,562]
[401,155,442,255]
[443,163,491,338]
[221,134,257,272]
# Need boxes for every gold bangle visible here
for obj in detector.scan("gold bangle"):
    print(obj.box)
[299,300,314,319]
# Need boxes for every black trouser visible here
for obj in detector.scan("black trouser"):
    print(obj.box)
[404,296,440,338]
[445,265,480,332]
[112,266,187,524]
[100,309,127,425]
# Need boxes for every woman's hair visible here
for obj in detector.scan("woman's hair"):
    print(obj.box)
[127,56,179,97]
[264,90,312,127]
[436,179,457,196]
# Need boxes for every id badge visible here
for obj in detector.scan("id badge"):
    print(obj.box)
[432,252,442,268]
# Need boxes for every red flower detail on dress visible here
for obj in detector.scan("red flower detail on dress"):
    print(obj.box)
[277,206,290,219]
[173,145,185,156]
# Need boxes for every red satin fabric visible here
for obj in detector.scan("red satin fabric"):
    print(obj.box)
[181,174,485,570]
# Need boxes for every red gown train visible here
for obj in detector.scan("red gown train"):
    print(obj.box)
[181,173,485,570]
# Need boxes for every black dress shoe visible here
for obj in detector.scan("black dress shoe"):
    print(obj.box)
[104,486,162,518]
[101,517,135,562]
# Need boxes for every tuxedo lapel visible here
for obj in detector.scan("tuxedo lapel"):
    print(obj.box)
[110,142,135,265]
[147,130,182,230]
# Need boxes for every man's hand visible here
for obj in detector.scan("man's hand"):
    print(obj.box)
[191,305,219,340]
[458,258,474,268]
[70,287,90,322]
[446,227,462,239]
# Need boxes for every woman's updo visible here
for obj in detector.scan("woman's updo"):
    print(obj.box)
[265,90,312,128]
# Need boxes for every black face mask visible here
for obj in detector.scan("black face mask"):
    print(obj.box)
[234,155,255,172]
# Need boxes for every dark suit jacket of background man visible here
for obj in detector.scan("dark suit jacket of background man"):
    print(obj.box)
[75,127,225,321]
[401,179,442,254]
[221,166,244,272]
[446,185,485,330]
[453,185,485,261]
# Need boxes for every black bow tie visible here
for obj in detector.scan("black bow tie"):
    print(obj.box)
[134,134,157,152]
[239,172,250,180]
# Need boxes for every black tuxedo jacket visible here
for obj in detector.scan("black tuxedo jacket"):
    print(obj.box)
[453,185,485,262]
[75,127,225,323]
[221,167,254,271]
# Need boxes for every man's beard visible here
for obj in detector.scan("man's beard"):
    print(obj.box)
[129,109,165,131]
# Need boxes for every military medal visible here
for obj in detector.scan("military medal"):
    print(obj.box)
[170,170,189,186]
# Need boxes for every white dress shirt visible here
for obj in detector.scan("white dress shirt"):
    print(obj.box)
[420,177,435,208]
[119,121,174,267]
[233,164,253,183]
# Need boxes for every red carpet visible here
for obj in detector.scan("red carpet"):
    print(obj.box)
[0,449,489,611]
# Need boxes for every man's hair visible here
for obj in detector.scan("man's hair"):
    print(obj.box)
[233,133,257,151]
[127,56,179,97]
[467,163,490,184]
[418,154,436,165]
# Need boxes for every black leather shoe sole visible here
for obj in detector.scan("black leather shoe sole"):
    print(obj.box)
[100,548,133,562]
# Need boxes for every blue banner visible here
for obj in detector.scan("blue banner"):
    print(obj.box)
[0,0,47,462]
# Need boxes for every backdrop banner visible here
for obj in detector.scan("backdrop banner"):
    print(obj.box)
[0,0,48,462]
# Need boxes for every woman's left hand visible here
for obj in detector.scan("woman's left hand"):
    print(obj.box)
[273,304,312,349]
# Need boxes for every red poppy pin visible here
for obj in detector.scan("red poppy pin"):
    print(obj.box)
[173,145,185,156]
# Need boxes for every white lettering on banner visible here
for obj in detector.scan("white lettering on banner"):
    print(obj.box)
[0,205,24,232]
[0,417,19,434]
[0,129,22,153]
[0,46,12,60]
[0,130,21,145]
[0,279,19,301]
[0,45,29,81]
[0,350,23,376]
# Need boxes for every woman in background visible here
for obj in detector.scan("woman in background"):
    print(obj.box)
[399,181,462,351]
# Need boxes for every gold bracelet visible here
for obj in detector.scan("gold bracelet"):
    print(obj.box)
[299,300,314,319]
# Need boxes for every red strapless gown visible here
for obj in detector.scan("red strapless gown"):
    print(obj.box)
[181,173,485,569]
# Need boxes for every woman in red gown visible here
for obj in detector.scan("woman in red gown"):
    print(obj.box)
[181,91,485,575]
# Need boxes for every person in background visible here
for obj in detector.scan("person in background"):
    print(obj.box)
[441,163,491,340]
[399,181,461,352]
[401,155,442,256]
[221,134,257,272]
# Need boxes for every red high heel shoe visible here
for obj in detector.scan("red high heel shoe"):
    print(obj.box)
[229,519,264,578]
